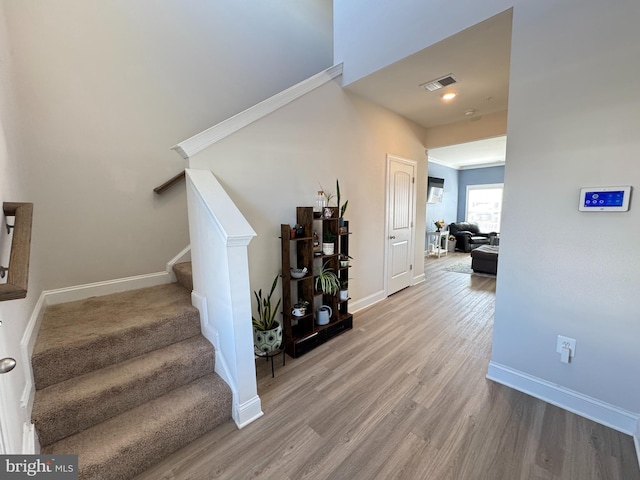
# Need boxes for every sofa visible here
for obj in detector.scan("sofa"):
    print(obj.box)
[448,222,493,253]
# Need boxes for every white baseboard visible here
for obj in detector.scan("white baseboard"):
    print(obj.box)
[487,362,639,435]
[413,273,426,285]
[350,290,386,314]
[191,291,225,378]
[44,271,172,306]
[21,423,37,454]
[166,245,191,280]
[191,290,209,334]
[22,291,46,358]
[191,290,257,430]
[16,255,200,452]
[20,290,46,414]
[234,396,264,429]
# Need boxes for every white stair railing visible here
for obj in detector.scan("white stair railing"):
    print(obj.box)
[185,168,262,428]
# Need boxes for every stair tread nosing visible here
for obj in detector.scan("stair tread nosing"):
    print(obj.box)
[42,373,232,480]
[32,283,201,389]
[172,262,193,292]
[33,335,215,448]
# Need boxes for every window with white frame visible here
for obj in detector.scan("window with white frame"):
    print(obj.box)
[465,183,503,233]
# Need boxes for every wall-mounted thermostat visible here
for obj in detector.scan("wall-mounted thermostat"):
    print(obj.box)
[579,186,632,212]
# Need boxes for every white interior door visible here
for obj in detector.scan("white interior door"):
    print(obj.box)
[386,156,416,296]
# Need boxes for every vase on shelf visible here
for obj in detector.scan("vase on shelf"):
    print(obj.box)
[322,242,334,255]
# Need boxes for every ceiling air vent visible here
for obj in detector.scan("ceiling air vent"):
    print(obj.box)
[421,74,458,92]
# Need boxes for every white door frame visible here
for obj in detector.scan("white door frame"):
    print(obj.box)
[384,154,417,296]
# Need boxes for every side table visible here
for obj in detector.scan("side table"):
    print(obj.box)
[255,346,286,378]
[426,230,449,258]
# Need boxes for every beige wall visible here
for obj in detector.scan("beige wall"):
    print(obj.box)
[2,0,333,290]
[189,81,428,305]
[492,0,640,414]
[0,2,39,453]
[425,110,507,149]
[336,0,640,419]
[0,0,332,452]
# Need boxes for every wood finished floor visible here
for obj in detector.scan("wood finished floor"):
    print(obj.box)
[135,252,639,480]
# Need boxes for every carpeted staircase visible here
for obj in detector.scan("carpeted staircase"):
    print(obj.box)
[31,262,231,480]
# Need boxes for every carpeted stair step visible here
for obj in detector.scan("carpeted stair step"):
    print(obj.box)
[172,262,193,291]
[32,335,215,447]
[42,373,232,480]
[32,283,201,390]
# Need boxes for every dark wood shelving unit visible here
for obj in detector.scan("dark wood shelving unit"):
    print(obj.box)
[280,206,353,358]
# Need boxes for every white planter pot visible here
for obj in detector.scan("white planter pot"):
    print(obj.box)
[322,243,334,255]
[339,289,348,301]
[253,322,282,353]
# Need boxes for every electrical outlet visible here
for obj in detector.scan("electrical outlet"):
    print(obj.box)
[556,335,576,358]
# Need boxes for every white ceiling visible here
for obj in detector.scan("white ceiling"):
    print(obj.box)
[344,9,512,168]
[428,136,506,170]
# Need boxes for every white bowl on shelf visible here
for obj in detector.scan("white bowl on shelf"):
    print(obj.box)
[290,267,308,279]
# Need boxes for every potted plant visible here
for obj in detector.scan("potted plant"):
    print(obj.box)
[322,229,336,255]
[292,299,310,317]
[339,254,352,268]
[339,279,349,301]
[315,262,340,295]
[318,183,336,206]
[434,220,446,232]
[252,275,282,353]
[319,183,337,218]
[336,179,349,228]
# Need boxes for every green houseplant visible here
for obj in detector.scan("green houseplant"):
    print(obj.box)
[336,179,349,227]
[252,275,283,352]
[322,229,336,255]
[339,254,353,268]
[319,182,337,218]
[339,278,349,301]
[315,262,340,295]
[318,182,336,206]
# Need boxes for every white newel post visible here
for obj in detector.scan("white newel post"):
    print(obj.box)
[185,169,263,428]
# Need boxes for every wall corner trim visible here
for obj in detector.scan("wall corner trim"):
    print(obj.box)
[234,396,264,429]
[172,64,343,159]
[487,361,640,436]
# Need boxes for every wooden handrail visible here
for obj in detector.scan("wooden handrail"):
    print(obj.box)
[0,202,33,301]
[154,170,186,195]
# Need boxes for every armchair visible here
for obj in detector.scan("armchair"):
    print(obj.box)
[448,222,493,253]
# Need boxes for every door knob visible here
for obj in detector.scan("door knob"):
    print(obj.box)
[0,358,16,374]
[389,235,396,239]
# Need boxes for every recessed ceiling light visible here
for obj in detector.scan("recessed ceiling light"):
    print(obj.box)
[442,92,456,101]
